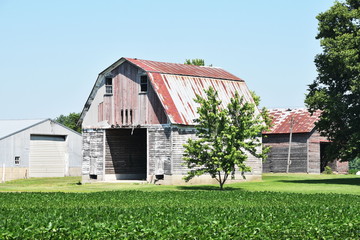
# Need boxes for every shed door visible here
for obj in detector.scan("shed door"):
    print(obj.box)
[29,135,66,177]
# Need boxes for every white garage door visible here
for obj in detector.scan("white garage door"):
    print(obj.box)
[29,135,66,177]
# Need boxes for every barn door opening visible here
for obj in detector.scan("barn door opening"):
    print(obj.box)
[320,142,331,172]
[105,129,147,180]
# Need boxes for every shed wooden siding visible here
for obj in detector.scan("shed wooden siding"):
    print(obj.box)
[307,130,322,173]
[108,62,167,126]
[263,133,310,173]
[328,161,348,173]
[104,129,146,177]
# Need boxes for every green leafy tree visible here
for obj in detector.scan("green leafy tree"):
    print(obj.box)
[305,0,360,161]
[183,87,270,190]
[349,157,360,170]
[184,59,205,66]
[54,112,81,133]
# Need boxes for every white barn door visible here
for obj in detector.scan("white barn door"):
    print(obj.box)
[29,135,66,177]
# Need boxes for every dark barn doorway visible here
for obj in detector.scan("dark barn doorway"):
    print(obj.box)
[105,129,147,180]
[320,142,331,172]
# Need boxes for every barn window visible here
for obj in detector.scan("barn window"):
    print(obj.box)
[14,156,20,165]
[140,75,148,92]
[105,77,113,95]
[120,109,134,125]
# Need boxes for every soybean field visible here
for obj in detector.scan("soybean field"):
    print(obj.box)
[0,190,359,239]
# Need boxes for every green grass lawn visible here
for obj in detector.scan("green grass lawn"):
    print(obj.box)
[0,173,359,194]
[236,173,360,195]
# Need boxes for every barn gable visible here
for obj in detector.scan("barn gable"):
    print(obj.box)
[80,58,259,127]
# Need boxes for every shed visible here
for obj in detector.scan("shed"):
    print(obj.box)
[79,57,263,184]
[262,109,348,174]
[0,119,82,181]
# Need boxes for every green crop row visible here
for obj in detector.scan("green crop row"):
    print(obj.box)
[0,191,359,239]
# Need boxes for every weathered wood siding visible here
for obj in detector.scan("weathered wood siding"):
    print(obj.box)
[307,130,322,173]
[108,62,167,125]
[83,125,263,182]
[116,62,167,125]
[104,129,146,178]
[308,130,348,173]
[148,126,172,175]
[263,133,310,173]
[147,83,168,125]
[171,127,197,175]
[82,86,106,128]
[327,160,348,173]
[82,62,167,129]
[245,143,263,176]
[336,161,348,173]
[103,95,112,124]
[170,127,262,176]
[82,130,104,178]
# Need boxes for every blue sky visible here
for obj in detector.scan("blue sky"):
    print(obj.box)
[0,0,335,119]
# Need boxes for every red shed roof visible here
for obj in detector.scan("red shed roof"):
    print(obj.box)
[264,109,321,134]
[125,58,242,81]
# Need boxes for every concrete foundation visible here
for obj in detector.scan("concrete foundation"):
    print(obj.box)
[0,167,28,182]
[68,167,82,177]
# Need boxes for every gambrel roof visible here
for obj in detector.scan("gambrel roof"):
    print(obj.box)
[80,57,258,125]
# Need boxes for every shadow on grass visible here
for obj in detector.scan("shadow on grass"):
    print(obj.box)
[280,178,360,186]
[176,185,244,191]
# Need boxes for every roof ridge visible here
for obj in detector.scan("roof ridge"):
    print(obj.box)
[125,57,242,81]
[126,57,217,69]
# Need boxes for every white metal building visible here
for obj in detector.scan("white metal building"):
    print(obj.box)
[0,119,82,181]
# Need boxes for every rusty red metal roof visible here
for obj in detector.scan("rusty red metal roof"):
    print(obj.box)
[125,58,242,81]
[263,109,322,134]
[147,73,256,125]
[122,58,254,125]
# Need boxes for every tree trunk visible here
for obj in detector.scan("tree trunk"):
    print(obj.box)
[218,172,228,190]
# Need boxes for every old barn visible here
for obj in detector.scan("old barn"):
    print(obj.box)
[79,57,263,184]
[262,109,348,174]
[0,119,82,181]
